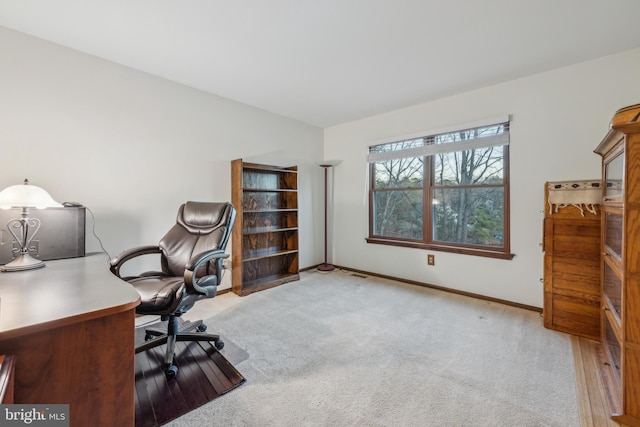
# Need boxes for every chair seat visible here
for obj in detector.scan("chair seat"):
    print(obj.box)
[130,275,185,315]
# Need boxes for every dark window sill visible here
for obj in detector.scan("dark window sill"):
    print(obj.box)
[365,237,515,260]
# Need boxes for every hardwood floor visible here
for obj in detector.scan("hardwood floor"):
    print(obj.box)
[572,336,621,427]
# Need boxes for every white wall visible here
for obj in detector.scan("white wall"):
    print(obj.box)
[4,26,640,306]
[0,27,325,289]
[324,48,640,307]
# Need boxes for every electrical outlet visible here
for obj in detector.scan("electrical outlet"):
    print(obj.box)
[222,258,232,270]
[427,254,435,266]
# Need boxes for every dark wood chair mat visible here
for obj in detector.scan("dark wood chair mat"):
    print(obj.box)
[134,326,245,427]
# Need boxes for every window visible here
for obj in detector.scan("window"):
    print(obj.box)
[367,118,513,259]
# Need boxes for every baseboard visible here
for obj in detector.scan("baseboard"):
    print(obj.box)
[302,263,541,313]
[224,264,541,313]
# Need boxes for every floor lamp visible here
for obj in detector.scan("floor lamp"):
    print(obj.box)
[317,160,341,271]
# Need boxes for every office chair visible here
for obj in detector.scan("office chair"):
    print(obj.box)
[110,201,236,379]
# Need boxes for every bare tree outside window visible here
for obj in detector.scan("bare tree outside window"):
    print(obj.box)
[432,126,505,247]
[368,123,511,259]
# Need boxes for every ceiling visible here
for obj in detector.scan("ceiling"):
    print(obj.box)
[2,0,640,128]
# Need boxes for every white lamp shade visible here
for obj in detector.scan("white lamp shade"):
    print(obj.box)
[0,180,62,209]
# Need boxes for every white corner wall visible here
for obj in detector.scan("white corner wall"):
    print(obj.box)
[324,48,640,307]
[0,27,325,289]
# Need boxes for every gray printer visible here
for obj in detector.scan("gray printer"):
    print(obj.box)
[0,206,86,265]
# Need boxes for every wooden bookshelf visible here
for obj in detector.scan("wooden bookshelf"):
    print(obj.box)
[594,104,640,426]
[231,159,300,296]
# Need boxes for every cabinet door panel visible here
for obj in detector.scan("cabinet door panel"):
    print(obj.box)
[603,314,622,389]
[603,261,623,321]
[604,212,623,259]
[604,151,624,201]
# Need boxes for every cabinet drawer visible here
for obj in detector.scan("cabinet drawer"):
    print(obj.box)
[546,292,600,340]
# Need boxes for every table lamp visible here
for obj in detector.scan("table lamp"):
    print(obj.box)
[0,179,62,272]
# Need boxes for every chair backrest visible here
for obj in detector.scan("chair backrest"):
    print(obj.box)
[158,201,235,277]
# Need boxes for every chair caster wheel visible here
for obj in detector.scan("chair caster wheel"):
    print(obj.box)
[196,324,207,332]
[165,364,178,380]
[215,340,224,350]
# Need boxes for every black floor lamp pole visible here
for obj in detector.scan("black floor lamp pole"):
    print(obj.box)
[317,161,340,271]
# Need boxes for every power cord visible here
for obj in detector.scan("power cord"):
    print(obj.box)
[82,205,112,261]
[79,204,231,279]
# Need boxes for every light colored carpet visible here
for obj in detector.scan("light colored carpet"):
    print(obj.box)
[169,269,579,427]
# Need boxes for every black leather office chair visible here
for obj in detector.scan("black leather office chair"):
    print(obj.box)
[110,201,236,379]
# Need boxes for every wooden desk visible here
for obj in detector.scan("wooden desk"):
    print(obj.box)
[0,253,140,426]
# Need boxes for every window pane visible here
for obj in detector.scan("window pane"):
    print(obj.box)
[374,157,423,189]
[371,138,424,154]
[373,189,423,239]
[434,146,504,186]
[431,124,506,145]
[432,187,504,247]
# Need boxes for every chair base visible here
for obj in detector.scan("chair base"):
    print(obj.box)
[136,318,224,379]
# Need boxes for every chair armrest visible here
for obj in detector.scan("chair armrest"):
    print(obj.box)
[110,245,162,278]
[184,249,229,294]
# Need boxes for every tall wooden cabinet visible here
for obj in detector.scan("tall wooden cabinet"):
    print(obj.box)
[231,159,300,296]
[594,104,640,426]
[543,181,601,341]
